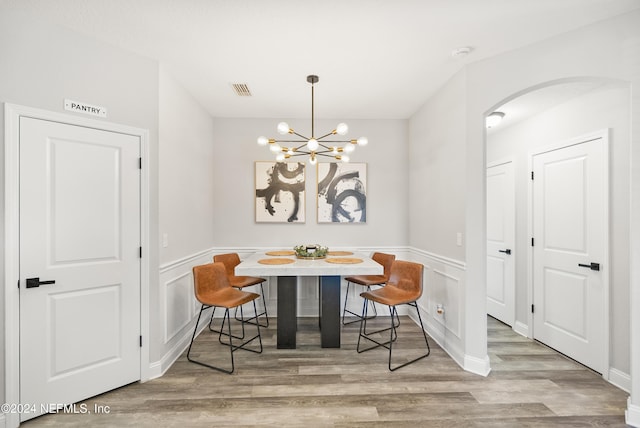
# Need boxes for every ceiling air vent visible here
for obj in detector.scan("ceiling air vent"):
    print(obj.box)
[231,83,252,97]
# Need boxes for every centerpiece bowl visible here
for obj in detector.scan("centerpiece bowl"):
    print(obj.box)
[294,244,328,259]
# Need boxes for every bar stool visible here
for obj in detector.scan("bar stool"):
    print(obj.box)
[214,253,269,328]
[342,252,395,325]
[187,262,263,374]
[357,260,430,371]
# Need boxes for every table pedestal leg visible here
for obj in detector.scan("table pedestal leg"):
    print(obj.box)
[320,275,341,348]
[277,276,297,349]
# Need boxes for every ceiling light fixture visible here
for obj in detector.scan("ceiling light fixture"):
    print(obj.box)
[486,111,505,128]
[257,75,368,165]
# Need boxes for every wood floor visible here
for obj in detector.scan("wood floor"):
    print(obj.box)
[24,315,630,427]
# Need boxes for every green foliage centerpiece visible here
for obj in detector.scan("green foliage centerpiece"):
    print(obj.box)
[294,244,329,259]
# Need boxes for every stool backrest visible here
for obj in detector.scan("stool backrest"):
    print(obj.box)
[192,262,231,304]
[387,260,424,299]
[214,253,241,278]
[371,252,396,281]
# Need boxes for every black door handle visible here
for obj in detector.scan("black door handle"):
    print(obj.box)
[578,262,600,271]
[26,277,56,288]
[498,249,511,255]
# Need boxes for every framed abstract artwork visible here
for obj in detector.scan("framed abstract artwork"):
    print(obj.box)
[317,162,367,223]
[255,161,306,223]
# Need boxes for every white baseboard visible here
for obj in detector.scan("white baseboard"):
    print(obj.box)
[627,397,640,427]
[464,354,491,377]
[608,367,631,393]
[513,321,529,338]
[146,310,212,381]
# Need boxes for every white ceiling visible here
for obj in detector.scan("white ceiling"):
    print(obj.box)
[3,0,640,120]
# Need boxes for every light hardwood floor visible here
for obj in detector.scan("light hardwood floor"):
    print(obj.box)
[24,315,630,427]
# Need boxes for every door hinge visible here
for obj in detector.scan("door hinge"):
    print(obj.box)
[531,304,535,313]
[531,237,534,246]
[531,171,534,180]
[17,280,20,289]
[139,335,143,347]
[138,157,142,169]
[139,247,142,258]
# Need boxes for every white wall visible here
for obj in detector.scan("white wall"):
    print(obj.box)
[487,84,631,376]
[408,71,470,369]
[0,10,160,415]
[153,66,220,366]
[159,67,218,265]
[210,118,409,248]
[409,71,467,261]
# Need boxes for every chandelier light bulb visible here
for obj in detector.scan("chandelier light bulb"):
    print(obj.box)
[276,153,285,162]
[335,123,348,135]
[257,136,269,146]
[277,122,290,135]
[307,138,319,151]
[341,155,350,163]
[309,154,317,165]
[344,144,355,153]
[332,147,339,155]
[357,136,368,146]
[270,143,281,153]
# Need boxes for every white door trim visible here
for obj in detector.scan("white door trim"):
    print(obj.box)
[3,103,151,428]
[527,128,610,379]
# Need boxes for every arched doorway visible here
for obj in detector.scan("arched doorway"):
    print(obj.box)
[484,78,631,382]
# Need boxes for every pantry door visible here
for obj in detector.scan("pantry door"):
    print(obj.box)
[19,116,141,421]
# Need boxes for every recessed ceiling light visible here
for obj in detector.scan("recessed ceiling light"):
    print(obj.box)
[486,111,505,128]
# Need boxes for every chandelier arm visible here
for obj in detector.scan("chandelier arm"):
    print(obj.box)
[291,131,310,140]
[275,139,308,143]
[315,139,353,144]
[292,143,309,152]
[316,131,335,140]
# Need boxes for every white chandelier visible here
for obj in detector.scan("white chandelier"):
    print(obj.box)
[257,75,368,164]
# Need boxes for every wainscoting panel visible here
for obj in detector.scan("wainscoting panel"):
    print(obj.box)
[163,271,194,344]
[409,247,466,368]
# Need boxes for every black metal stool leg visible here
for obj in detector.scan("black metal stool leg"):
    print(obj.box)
[234,283,269,328]
[188,300,263,374]
[343,283,378,325]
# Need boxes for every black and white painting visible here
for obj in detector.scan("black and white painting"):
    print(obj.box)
[255,161,305,223]
[317,162,367,223]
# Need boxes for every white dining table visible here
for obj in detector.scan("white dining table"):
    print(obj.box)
[235,251,383,349]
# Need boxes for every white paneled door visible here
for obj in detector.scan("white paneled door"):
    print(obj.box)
[532,133,608,374]
[486,161,515,326]
[19,117,141,421]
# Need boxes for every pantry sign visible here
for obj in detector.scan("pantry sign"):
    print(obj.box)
[64,99,107,118]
